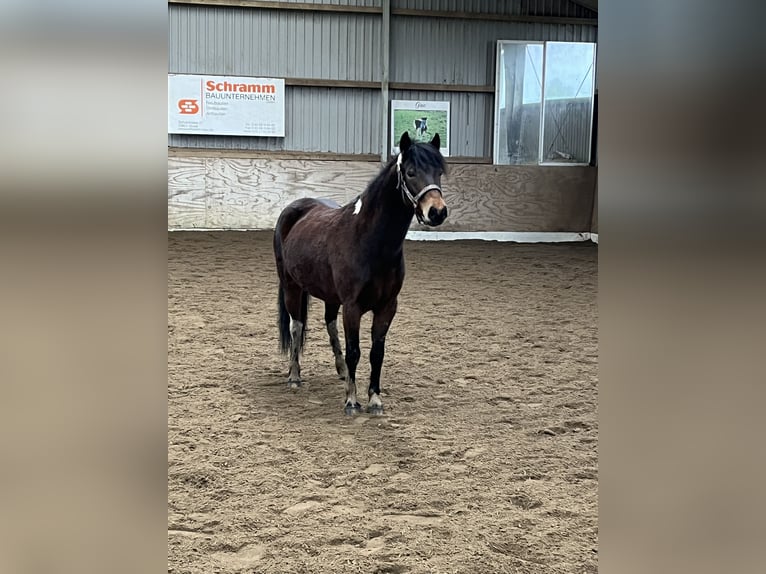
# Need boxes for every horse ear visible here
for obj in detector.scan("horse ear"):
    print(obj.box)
[399,131,412,153]
[430,133,441,150]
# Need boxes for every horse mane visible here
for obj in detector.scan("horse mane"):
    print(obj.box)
[360,142,447,202]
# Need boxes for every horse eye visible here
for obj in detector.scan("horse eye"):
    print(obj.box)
[406,169,415,177]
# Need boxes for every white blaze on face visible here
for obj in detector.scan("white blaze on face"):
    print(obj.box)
[353,197,363,215]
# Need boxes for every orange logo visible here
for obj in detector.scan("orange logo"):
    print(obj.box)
[178,99,199,114]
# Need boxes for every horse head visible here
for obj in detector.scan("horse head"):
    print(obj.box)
[397,131,448,227]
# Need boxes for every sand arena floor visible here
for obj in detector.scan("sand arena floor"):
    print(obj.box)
[168,231,598,573]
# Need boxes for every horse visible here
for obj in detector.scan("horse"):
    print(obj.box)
[413,117,428,137]
[273,132,447,414]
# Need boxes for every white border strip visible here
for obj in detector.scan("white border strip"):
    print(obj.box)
[405,231,595,243]
[168,229,599,244]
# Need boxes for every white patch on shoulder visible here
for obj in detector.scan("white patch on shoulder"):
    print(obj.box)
[353,197,363,215]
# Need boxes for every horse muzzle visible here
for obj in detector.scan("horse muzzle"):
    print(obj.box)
[424,205,448,226]
[419,192,448,227]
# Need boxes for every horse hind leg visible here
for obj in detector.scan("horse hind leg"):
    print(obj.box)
[280,284,309,388]
[324,303,347,380]
[287,317,303,387]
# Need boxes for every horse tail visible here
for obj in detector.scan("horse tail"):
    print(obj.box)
[299,290,309,348]
[277,284,310,355]
[274,198,314,354]
[277,283,292,354]
[274,216,291,355]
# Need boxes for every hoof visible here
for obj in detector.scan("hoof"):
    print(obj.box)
[344,402,362,415]
[287,380,302,389]
[366,405,384,416]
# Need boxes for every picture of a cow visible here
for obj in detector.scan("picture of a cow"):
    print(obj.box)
[413,117,428,137]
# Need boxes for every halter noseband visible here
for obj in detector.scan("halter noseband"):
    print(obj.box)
[396,153,443,224]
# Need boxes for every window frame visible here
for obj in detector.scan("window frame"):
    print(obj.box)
[493,40,597,167]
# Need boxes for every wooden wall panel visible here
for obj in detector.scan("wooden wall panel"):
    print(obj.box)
[168,155,596,232]
[168,157,206,228]
[205,159,380,228]
[434,164,597,232]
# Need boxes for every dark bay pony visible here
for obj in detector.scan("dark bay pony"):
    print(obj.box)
[273,132,447,414]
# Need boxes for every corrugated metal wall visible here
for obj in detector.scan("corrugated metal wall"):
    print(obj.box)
[393,0,596,19]
[269,0,381,6]
[168,4,383,152]
[169,6,381,80]
[388,15,595,156]
[390,90,492,157]
[171,87,381,153]
[258,0,595,17]
[168,1,596,157]
[261,0,595,15]
[390,17,595,85]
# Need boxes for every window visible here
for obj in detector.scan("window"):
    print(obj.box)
[494,41,596,165]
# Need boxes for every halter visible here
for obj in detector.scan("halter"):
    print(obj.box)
[396,153,443,224]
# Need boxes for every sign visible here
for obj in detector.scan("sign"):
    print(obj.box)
[168,74,285,137]
[390,100,450,157]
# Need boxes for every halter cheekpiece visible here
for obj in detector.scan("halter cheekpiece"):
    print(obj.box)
[396,153,443,224]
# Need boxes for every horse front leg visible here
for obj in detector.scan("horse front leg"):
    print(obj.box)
[368,299,397,415]
[342,305,362,414]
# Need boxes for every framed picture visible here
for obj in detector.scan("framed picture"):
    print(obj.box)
[390,100,450,157]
